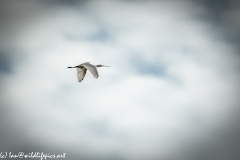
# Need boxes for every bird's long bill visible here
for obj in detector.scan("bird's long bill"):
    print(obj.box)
[67,66,78,68]
[103,65,110,67]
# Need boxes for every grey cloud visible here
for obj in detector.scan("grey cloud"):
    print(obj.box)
[194,0,240,49]
[0,51,13,73]
[1,1,240,160]
[43,0,87,7]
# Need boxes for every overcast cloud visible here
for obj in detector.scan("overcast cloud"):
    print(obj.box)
[0,0,240,160]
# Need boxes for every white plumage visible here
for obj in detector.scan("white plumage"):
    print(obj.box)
[68,62,110,82]
[80,62,99,79]
[76,67,87,82]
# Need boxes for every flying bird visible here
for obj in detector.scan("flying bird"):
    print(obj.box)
[68,62,110,82]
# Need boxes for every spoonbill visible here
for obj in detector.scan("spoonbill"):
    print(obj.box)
[68,62,110,82]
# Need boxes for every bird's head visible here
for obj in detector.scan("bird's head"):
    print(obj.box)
[96,64,110,67]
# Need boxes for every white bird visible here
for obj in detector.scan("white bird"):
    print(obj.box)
[67,62,110,82]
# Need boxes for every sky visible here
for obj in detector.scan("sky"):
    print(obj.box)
[0,0,240,160]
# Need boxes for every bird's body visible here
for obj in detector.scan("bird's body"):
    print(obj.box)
[68,62,110,82]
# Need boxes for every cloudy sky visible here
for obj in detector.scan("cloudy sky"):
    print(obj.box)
[1,0,240,160]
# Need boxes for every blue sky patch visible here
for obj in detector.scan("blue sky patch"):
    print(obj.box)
[130,54,166,76]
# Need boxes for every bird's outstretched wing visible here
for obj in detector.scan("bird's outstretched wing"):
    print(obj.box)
[77,68,87,82]
[80,63,99,79]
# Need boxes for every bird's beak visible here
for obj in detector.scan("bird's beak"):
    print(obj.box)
[103,65,110,67]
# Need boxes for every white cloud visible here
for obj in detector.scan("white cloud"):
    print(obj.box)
[1,0,240,159]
